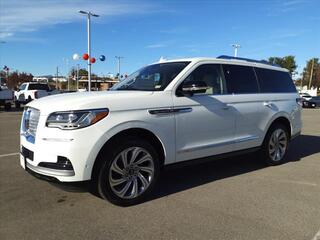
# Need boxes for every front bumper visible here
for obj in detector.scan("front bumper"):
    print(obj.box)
[20,130,93,182]
[20,153,75,177]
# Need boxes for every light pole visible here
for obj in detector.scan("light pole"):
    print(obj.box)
[115,56,124,79]
[231,44,241,57]
[78,10,99,92]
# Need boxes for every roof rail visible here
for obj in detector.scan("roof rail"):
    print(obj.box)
[217,55,279,67]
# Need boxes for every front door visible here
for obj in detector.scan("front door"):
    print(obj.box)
[173,64,236,162]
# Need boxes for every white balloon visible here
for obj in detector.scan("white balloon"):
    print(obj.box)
[72,53,80,60]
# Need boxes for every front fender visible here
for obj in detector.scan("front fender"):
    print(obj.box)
[84,120,167,180]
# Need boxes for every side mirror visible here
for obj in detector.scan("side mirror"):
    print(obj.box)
[180,80,209,96]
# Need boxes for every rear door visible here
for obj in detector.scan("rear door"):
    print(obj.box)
[221,64,269,151]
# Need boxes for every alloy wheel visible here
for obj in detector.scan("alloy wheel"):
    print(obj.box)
[108,147,155,199]
[268,129,287,161]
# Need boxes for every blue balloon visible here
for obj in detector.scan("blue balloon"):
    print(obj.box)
[99,55,106,61]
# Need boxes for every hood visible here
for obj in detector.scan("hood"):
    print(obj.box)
[27,91,154,115]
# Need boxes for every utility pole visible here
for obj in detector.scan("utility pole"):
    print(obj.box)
[231,44,241,57]
[308,58,315,90]
[63,58,69,91]
[56,66,59,89]
[79,10,99,92]
[115,56,124,79]
[76,64,80,91]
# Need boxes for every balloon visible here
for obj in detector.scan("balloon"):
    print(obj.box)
[90,57,96,64]
[82,53,89,60]
[99,55,106,61]
[73,53,80,60]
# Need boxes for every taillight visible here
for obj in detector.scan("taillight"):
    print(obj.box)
[296,98,303,107]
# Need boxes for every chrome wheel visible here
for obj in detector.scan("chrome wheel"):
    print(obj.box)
[109,147,154,199]
[268,129,287,161]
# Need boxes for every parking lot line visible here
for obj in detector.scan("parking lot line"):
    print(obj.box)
[312,228,320,240]
[0,152,19,158]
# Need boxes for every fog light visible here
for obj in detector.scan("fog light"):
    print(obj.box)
[38,156,73,170]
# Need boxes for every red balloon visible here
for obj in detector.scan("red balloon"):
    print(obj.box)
[90,57,96,64]
[82,53,89,60]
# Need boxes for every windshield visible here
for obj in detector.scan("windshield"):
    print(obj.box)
[111,62,190,91]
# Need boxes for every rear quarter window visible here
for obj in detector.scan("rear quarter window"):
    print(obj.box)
[28,84,50,91]
[255,68,296,93]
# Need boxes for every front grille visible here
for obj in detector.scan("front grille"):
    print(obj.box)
[23,107,40,140]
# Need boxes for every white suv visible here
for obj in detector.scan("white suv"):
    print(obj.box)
[20,56,302,205]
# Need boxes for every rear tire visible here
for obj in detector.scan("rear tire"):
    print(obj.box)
[15,101,20,109]
[4,102,11,111]
[27,96,32,103]
[260,123,289,166]
[96,137,160,206]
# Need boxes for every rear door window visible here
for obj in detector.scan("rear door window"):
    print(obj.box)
[222,64,259,94]
[255,68,296,93]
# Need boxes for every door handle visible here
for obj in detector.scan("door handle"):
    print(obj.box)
[221,104,230,110]
[263,102,272,107]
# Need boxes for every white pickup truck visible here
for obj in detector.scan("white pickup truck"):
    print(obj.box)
[0,85,14,111]
[14,82,59,108]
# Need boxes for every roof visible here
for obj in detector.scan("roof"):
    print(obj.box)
[153,56,288,72]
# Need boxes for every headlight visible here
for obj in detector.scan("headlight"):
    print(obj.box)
[46,108,109,130]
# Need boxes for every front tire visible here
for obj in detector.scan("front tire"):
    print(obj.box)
[261,123,289,166]
[96,138,160,206]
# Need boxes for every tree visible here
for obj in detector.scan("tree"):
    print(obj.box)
[268,56,297,76]
[301,58,320,89]
[3,71,33,89]
[69,67,87,78]
[79,68,88,77]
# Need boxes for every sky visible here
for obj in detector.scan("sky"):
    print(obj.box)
[0,0,319,78]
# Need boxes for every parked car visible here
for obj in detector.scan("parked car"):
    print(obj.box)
[302,96,320,108]
[299,92,312,101]
[20,56,302,206]
[310,96,320,107]
[14,82,59,108]
[0,85,14,111]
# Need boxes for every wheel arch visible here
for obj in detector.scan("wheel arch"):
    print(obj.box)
[265,115,292,141]
[90,127,166,180]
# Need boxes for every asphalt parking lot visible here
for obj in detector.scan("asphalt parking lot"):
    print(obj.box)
[0,108,319,240]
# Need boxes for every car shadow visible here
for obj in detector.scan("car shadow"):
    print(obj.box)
[145,134,320,203]
[49,135,320,204]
